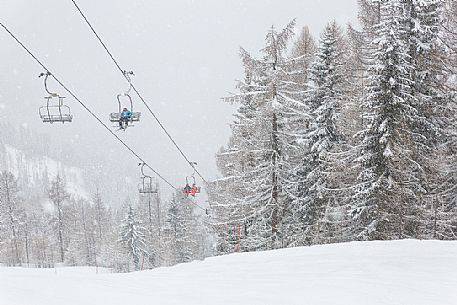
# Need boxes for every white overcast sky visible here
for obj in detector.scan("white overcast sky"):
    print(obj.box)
[0,0,358,200]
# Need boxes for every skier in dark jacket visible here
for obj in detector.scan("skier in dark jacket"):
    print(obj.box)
[183,183,192,196]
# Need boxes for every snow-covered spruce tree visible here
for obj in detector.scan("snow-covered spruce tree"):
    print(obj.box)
[444,0,457,62]
[292,21,350,245]
[351,1,434,240]
[433,129,457,240]
[212,19,313,251]
[0,171,25,265]
[404,0,449,238]
[164,192,201,265]
[48,174,69,262]
[118,204,147,271]
[357,0,381,34]
[441,0,457,83]
[443,0,457,238]
[422,0,457,239]
[356,0,454,240]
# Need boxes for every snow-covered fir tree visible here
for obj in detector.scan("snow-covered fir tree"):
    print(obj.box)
[352,1,435,240]
[164,192,202,265]
[426,1,457,239]
[352,1,407,240]
[294,21,350,245]
[118,204,147,271]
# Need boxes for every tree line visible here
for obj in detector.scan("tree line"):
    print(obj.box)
[209,0,457,253]
[0,171,210,271]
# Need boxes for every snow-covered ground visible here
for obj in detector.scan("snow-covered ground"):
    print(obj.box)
[1,240,456,305]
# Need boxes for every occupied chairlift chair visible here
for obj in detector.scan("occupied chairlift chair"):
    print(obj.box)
[38,72,73,123]
[109,70,141,129]
[183,162,201,197]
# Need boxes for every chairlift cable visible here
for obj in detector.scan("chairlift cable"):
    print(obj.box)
[0,21,175,190]
[69,0,209,186]
[0,20,209,214]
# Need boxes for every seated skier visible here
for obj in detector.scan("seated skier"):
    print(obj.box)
[183,183,192,196]
[119,107,132,128]
[190,183,199,196]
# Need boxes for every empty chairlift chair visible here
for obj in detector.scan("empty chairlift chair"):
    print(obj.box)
[138,163,158,194]
[38,72,73,123]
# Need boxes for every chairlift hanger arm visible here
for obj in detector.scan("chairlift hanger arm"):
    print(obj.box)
[139,162,152,179]
[39,71,58,97]
[117,93,133,113]
[122,70,134,96]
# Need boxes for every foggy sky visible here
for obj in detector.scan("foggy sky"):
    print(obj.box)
[0,0,358,202]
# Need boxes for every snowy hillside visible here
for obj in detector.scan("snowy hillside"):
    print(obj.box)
[0,143,88,198]
[1,240,456,305]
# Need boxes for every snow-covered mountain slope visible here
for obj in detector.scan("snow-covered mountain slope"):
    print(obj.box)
[0,240,456,305]
[0,143,88,198]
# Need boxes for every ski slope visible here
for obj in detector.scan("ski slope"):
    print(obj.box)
[1,240,456,305]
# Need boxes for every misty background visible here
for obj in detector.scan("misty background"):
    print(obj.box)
[0,0,358,204]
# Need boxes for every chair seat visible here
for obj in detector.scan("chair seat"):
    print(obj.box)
[41,114,73,123]
[139,188,158,194]
[109,112,141,122]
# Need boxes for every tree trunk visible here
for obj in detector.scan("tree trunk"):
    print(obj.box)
[5,176,20,265]
[271,112,280,246]
[57,200,64,262]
